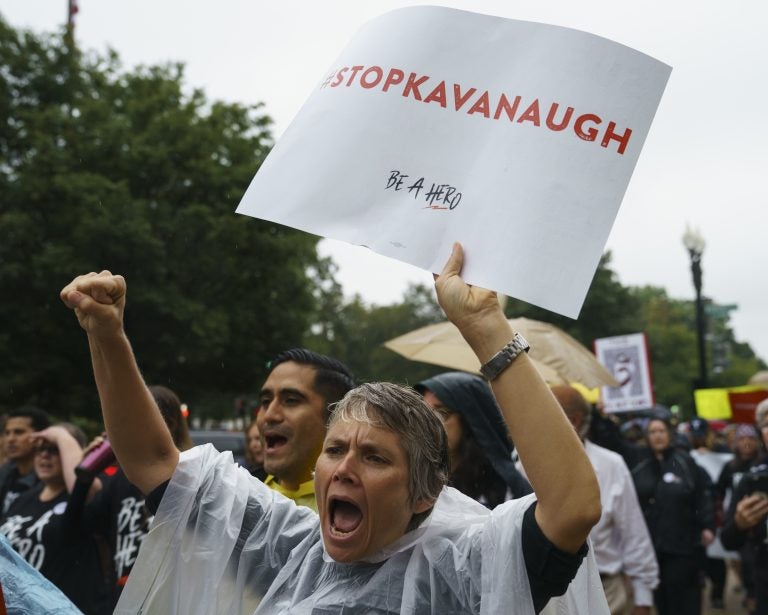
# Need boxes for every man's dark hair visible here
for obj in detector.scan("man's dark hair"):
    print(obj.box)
[268,348,355,420]
[8,406,52,432]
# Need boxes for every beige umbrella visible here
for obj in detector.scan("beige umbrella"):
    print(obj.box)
[384,317,619,388]
[747,370,768,387]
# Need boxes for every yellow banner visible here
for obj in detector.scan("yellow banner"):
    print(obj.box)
[694,385,768,419]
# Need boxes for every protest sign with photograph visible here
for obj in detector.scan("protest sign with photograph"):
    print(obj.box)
[237,6,671,317]
[595,332,655,412]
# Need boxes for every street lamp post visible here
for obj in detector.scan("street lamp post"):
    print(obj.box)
[682,226,708,389]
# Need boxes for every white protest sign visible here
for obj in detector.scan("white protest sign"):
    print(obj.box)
[594,333,655,412]
[237,6,671,317]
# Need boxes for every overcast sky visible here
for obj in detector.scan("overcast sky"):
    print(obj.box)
[2,0,766,366]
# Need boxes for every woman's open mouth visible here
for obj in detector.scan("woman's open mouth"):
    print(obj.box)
[329,497,363,537]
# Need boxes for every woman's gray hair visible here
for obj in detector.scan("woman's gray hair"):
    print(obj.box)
[329,382,450,530]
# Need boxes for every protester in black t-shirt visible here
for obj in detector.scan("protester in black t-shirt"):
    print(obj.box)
[0,406,51,515]
[0,423,111,614]
[72,385,193,609]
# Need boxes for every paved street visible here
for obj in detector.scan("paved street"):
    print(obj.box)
[641,564,749,615]
[701,565,746,615]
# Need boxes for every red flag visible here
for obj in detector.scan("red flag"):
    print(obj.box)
[728,389,768,423]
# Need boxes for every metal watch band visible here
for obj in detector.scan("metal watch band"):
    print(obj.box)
[479,332,531,380]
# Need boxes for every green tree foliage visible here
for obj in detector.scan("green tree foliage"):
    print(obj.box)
[0,19,323,418]
[496,253,763,414]
[630,286,699,410]
[705,313,765,389]
[502,252,642,347]
[307,282,446,385]
[630,286,765,412]
[3,18,763,423]
[311,251,763,416]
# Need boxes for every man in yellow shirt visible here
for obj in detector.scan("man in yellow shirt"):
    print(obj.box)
[256,349,355,511]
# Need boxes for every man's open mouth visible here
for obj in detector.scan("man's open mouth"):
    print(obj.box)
[264,434,288,451]
[329,498,363,536]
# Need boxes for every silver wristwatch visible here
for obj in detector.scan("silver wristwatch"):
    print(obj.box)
[479,332,531,380]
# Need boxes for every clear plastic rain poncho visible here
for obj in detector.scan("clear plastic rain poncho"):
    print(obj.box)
[116,445,608,614]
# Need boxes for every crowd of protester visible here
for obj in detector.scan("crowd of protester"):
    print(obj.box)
[0,387,194,613]
[589,400,768,615]
[1,302,767,614]
[49,249,605,614]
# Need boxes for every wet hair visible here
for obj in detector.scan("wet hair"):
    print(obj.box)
[8,406,52,432]
[148,385,193,451]
[329,382,450,531]
[268,348,355,420]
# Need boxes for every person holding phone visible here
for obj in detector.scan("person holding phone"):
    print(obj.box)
[721,406,768,615]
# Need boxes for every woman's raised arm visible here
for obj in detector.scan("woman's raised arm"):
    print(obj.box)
[435,243,600,552]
